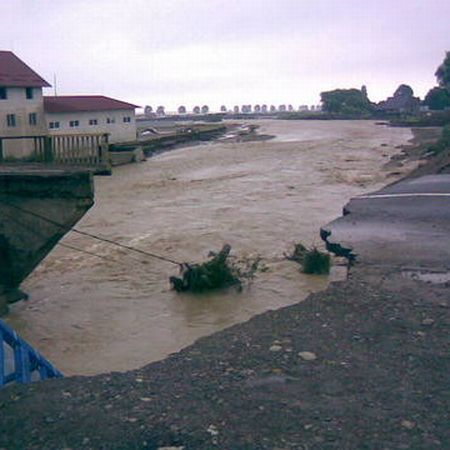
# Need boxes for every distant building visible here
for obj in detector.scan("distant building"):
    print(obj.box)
[44,95,138,143]
[0,51,50,158]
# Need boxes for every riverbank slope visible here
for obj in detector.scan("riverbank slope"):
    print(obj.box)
[1,266,448,449]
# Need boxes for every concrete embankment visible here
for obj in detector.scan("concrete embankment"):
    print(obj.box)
[0,128,448,449]
[0,165,94,316]
[109,124,228,166]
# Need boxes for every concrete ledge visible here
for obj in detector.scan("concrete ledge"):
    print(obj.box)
[0,164,94,199]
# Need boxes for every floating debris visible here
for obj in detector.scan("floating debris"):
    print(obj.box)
[170,245,261,293]
[285,243,331,274]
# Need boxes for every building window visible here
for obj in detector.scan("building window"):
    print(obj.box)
[6,114,16,127]
[26,87,34,99]
[49,121,60,129]
[106,117,115,124]
[0,87,7,100]
[69,120,79,127]
[123,116,131,123]
[89,119,98,125]
[29,112,37,125]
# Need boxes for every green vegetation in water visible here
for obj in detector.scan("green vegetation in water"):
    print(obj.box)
[170,244,261,293]
[285,243,331,275]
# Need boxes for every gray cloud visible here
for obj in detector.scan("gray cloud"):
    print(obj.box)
[2,0,449,110]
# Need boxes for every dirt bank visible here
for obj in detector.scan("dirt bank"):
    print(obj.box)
[386,127,450,178]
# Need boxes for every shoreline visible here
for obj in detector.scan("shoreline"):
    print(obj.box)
[0,125,448,449]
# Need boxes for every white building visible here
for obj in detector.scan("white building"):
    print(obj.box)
[44,96,139,144]
[0,51,50,159]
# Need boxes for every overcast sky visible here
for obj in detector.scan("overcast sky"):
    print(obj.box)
[3,0,450,111]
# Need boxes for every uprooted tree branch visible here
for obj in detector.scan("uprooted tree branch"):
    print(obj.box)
[170,244,261,293]
[284,243,331,274]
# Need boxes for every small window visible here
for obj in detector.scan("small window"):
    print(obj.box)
[123,116,131,123]
[49,121,60,129]
[6,114,16,127]
[89,119,98,125]
[29,112,37,125]
[26,87,34,99]
[106,117,115,124]
[69,120,79,127]
[0,87,7,100]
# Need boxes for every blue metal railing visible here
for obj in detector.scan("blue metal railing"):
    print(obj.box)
[0,319,63,388]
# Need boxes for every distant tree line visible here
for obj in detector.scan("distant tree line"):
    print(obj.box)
[319,51,450,116]
[143,103,322,116]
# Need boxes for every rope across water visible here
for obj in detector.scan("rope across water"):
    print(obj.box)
[0,198,182,266]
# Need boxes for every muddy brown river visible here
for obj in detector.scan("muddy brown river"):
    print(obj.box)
[7,120,413,375]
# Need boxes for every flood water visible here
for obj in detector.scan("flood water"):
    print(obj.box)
[7,120,413,375]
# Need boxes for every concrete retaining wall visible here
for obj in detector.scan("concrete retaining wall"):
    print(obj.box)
[0,165,95,315]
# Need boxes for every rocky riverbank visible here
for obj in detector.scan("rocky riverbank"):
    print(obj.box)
[0,124,448,449]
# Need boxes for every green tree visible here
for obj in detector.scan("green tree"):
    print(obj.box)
[424,87,450,110]
[435,51,450,90]
[320,88,374,115]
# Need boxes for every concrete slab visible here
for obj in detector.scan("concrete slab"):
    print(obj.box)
[321,174,450,270]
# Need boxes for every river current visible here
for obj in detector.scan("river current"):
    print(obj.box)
[8,120,413,375]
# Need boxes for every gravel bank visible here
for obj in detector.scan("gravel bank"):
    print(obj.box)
[1,268,449,449]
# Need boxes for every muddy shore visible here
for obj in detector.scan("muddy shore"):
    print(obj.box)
[385,127,448,178]
[0,125,449,449]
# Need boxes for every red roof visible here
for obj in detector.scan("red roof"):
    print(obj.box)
[0,51,51,87]
[44,95,139,113]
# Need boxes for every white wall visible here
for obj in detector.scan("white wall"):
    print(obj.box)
[0,87,47,159]
[46,109,137,143]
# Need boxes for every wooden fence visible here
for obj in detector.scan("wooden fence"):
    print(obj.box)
[0,134,110,174]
